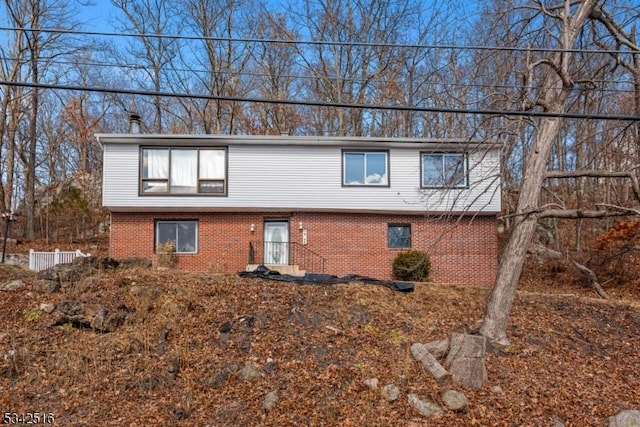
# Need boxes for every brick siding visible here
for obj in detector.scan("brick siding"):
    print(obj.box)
[110,211,497,285]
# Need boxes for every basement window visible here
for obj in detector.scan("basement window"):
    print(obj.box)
[388,224,411,248]
[155,220,198,254]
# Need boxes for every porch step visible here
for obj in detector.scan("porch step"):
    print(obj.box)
[245,264,306,277]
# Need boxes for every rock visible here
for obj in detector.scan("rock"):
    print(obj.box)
[363,378,379,390]
[441,389,469,412]
[445,333,487,389]
[37,264,86,283]
[35,279,60,293]
[263,359,278,374]
[608,410,640,427]
[3,253,27,268]
[0,279,26,291]
[407,394,444,417]
[39,303,55,314]
[239,362,262,381]
[553,417,566,427]
[490,385,504,394]
[263,390,278,412]
[205,363,239,388]
[411,343,450,382]
[74,256,119,271]
[54,300,123,332]
[381,384,400,402]
[425,339,449,359]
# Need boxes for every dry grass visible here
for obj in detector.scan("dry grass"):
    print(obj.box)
[1,264,639,426]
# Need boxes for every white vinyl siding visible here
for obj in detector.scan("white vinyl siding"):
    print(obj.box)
[102,140,501,214]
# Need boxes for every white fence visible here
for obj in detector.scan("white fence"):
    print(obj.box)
[28,249,91,272]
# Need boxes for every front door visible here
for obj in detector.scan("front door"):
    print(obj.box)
[264,221,289,265]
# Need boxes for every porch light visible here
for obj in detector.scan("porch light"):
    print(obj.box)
[250,223,256,232]
[298,221,303,230]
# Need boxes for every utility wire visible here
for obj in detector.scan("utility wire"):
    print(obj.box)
[0,57,636,95]
[0,26,637,55]
[1,79,638,121]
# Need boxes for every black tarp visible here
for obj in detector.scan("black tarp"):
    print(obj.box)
[237,265,414,293]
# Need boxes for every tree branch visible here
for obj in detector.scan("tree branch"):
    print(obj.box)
[538,209,630,219]
[544,169,640,202]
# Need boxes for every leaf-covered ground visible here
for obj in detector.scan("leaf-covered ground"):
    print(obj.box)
[1,264,639,426]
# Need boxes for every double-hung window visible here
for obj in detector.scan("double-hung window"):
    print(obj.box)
[155,220,198,254]
[421,152,467,189]
[141,147,226,195]
[343,150,389,186]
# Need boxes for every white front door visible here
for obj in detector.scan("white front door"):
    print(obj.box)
[264,221,289,265]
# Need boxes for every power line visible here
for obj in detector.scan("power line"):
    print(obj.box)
[0,26,637,55]
[1,79,638,122]
[0,56,636,96]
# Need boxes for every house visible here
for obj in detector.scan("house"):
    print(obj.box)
[97,133,501,285]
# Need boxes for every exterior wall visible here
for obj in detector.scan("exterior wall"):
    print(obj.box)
[102,141,501,214]
[110,211,498,285]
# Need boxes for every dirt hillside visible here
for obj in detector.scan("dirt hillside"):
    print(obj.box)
[1,263,639,426]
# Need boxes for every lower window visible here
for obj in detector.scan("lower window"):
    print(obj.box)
[388,224,411,248]
[155,220,198,254]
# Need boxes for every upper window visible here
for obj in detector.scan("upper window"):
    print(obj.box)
[388,224,411,248]
[421,153,467,188]
[343,151,389,186]
[141,147,226,195]
[155,220,198,254]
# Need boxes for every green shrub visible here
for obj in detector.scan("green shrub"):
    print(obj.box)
[392,250,430,281]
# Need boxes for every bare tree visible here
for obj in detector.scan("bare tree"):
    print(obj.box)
[478,0,640,345]
[110,0,181,133]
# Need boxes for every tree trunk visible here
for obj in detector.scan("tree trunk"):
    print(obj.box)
[480,0,597,345]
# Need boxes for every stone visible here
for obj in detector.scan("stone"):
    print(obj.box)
[441,389,469,412]
[263,390,278,412]
[407,394,444,417]
[553,417,566,427]
[490,385,504,394]
[445,333,487,389]
[381,384,400,402]
[608,410,640,427]
[263,360,278,374]
[239,362,262,381]
[54,300,123,332]
[39,303,55,314]
[425,339,449,359]
[0,280,26,291]
[206,363,239,388]
[35,279,60,293]
[363,378,379,390]
[411,343,450,382]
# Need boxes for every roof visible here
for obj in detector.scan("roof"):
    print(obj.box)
[95,133,502,150]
